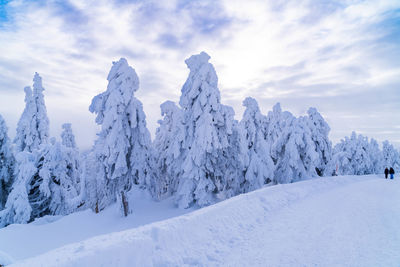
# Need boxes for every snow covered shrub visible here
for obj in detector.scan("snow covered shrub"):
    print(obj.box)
[89,58,153,214]
[175,52,243,208]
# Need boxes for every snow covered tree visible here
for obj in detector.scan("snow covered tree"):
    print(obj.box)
[367,138,383,174]
[30,138,80,217]
[89,58,153,214]
[14,73,49,153]
[266,103,293,164]
[0,115,14,210]
[61,123,77,148]
[305,107,333,176]
[175,52,242,208]
[330,132,377,175]
[153,101,185,199]
[273,116,319,184]
[265,103,319,183]
[239,97,274,192]
[382,140,400,171]
[0,152,35,226]
[1,73,51,226]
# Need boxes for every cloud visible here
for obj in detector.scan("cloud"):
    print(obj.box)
[0,0,399,149]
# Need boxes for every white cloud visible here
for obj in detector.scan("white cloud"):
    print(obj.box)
[0,0,399,149]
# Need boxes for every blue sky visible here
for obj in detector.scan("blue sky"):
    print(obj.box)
[0,0,399,149]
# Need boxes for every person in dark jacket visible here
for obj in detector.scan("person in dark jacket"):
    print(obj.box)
[389,167,395,179]
[385,167,389,179]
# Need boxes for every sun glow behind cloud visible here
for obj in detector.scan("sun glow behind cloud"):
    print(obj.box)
[0,0,399,149]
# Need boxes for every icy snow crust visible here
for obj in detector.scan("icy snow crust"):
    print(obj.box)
[8,175,400,266]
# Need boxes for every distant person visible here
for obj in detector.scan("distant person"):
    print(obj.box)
[385,167,389,179]
[389,167,395,179]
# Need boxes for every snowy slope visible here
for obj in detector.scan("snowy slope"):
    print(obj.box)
[5,175,400,266]
[0,189,193,262]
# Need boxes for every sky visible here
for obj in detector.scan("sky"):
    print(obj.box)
[0,0,399,150]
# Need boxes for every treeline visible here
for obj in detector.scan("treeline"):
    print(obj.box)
[0,52,399,227]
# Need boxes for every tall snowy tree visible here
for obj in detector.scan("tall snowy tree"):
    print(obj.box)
[0,73,82,225]
[60,123,84,209]
[175,52,242,208]
[305,107,333,176]
[239,97,274,192]
[0,115,14,210]
[14,73,49,152]
[153,101,185,199]
[89,58,153,214]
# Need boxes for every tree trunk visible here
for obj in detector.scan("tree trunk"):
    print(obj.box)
[121,191,129,217]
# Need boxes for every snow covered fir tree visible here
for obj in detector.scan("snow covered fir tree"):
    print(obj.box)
[0,74,80,226]
[88,58,153,216]
[0,115,14,210]
[0,52,400,228]
[174,52,243,208]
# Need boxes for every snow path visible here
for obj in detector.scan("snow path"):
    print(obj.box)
[9,175,400,266]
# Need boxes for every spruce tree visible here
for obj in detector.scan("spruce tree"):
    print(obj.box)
[0,115,14,209]
[14,73,49,152]
[153,101,185,199]
[239,97,274,192]
[175,52,242,208]
[89,58,153,214]
[306,107,332,176]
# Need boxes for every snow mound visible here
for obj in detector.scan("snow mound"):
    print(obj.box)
[10,175,400,266]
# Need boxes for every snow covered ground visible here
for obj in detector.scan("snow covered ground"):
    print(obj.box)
[0,189,194,264]
[2,175,400,266]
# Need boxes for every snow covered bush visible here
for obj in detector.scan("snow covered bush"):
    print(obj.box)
[0,115,14,210]
[239,97,274,192]
[175,52,243,208]
[89,58,153,214]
